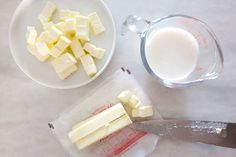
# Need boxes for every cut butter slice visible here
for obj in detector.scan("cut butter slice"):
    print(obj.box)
[83,43,105,59]
[76,114,132,150]
[50,36,71,57]
[38,1,57,24]
[118,90,132,104]
[51,53,77,80]
[132,106,153,118]
[27,44,50,62]
[68,103,127,143]
[26,26,37,45]
[88,12,105,35]
[80,54,97,77]
[70,38,85,59]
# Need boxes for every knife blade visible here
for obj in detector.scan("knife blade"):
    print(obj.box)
[134,120,236,148]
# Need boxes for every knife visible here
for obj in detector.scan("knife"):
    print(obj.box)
[134,119,236,148]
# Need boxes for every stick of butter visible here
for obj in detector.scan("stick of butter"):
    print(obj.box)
[68,103,129,143]
[76,114,132,150]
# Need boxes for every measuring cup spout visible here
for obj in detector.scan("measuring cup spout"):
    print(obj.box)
[121,15,150,36]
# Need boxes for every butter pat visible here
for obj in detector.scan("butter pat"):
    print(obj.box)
[35,42,51,55]
[51,53,77,80]
[27,44,50,62]
[76,16,90,41]
[76,114,132,150]
[59,9,80,21]
[92,48,105,59]
[88,12,105,35]
[132,106,153,118]
[83,43,105,59]
[50,36,71,57]
[83,43,96,53]
[80,55,97,77]
[38,1,57,24]
[26,27,37,45]
[118,90,132,104]
[64,18,77,35]
[128,95,140,109]
[70,38,85,59]
[47,26,63,44]
[68,103,128,143]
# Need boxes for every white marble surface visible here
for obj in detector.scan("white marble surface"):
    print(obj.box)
[1,0,236,156]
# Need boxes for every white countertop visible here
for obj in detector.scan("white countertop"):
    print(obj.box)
[1,0,236,156]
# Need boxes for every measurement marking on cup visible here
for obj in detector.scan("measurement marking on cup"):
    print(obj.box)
[178,19,208,48]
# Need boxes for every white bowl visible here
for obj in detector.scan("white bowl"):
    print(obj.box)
[9,0,116,89]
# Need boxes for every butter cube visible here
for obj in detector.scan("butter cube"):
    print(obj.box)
[37,31,51,43]
[76,25,89,41]
[80,55,97,77]
[70,38,85,59]
[38,1,57,24]
[88,12,105,35]
[50,36,71,57]
[35,42,51,55]
[132,106,153,118]
[64,18,77,35]
[76,114,132,150]
[76,15,89,26]
[59,9,80,21]
[55,22,66,31]
[51,53,77,80]
[128,95,140,108]
[42,21,54,30]
[83,43,105,59]
[118,90,133,104]
[83,43,96,53]
[27,44,50,62]
[26,26,37,45]
[58,64,78,80]
[76,16,90,41]
[47,26,63,44]
[68,103,129,143]
[91,48,105,59]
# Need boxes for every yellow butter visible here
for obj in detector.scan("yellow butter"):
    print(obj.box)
[68,103,127,143]
[38,1,57,24]
[132,106,153,118]
[70,38,85,59]
[50,36,71,57]
[80,54,97,77]
[76,114,132,150]
[51,53,77,79]
[26,26,37,45]
[88,12,105,35]
[118,90,133,104]
[27,44,50,62]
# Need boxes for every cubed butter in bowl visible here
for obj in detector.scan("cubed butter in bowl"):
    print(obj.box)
[9,0,116,89]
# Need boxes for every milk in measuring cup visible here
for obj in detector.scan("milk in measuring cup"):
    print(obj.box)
[146,27,199,81]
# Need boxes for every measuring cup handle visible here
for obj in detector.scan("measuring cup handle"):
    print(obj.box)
[121,15,151,36]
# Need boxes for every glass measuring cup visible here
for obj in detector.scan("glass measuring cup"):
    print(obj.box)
[122,15,223,88]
